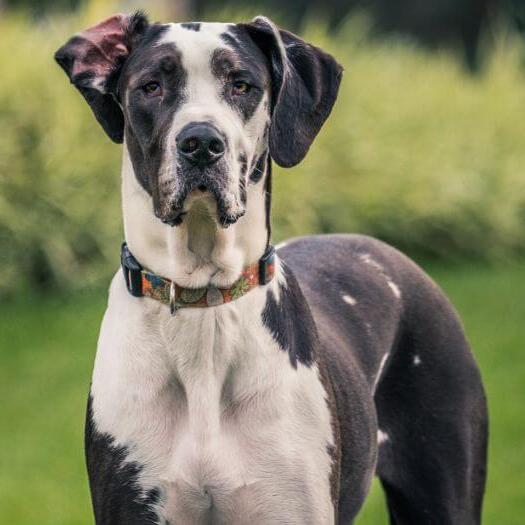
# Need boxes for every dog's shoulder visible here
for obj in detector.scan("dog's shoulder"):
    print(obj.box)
[277,233,453,321]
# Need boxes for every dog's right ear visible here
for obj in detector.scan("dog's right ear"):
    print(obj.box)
[54,12,149,143]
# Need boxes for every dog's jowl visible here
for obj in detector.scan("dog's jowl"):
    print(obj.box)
[55,12,488,524]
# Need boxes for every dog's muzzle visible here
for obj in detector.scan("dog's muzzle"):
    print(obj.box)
[157,122,245,228]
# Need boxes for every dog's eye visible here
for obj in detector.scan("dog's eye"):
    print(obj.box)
[232,81,251,95]
[142,81,162,97]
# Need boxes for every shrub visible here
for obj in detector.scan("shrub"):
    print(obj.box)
[273,22,525,262]
[1,9,525,295]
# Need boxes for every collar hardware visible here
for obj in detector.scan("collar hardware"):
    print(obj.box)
[120,242,143,297]
[121,242,275,313]
[169,281,178,315]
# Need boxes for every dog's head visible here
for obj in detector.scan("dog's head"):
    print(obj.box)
[55,13,342,227]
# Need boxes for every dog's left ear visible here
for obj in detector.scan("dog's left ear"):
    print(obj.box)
[241,17,343,167]
[54,12,149,143]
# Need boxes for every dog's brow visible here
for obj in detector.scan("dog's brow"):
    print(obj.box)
[211,48,240,71]
[125,45,182,83]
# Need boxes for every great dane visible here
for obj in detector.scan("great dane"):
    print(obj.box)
[55,12,488,524]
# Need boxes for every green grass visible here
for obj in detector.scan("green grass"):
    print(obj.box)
[1,264,524,524]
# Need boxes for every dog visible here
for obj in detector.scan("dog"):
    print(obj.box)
[55,12,488,524]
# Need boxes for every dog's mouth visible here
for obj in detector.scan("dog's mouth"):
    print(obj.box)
[156,173,246,228]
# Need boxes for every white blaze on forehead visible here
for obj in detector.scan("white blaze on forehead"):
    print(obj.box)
[159,22,235,51]
[158,23,235,120]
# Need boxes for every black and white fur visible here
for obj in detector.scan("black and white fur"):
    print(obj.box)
[55,13,488,524]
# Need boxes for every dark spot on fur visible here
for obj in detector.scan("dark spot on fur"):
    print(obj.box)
[238,153,248,175]
[316,346,341,510]
[262,263,316,368]
[239,174,247,206]
[121,40,187,202]
[250,152,267,183]
[264,156,272,245]
[181,22,201,31]
[220,32,237,48]
[215,31,270,122]
[211,48,236,78]
[160,55,177,73]
[85,396,161,524]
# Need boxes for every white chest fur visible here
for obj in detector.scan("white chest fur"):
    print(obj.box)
[91,270,335,524]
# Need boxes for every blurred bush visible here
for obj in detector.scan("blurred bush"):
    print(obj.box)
[274,22,525,262]
[0,7,123,295]
[1,8,525,296]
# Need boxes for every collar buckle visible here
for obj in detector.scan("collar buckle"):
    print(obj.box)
[121,242,143,297]
[258,245,276,285]
[169,281,180,315]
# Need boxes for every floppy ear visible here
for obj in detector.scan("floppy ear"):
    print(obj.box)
[242,17,343,167]
[54,12,149,143]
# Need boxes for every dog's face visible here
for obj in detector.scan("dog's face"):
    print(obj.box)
[119,21,272,227]
[55,13,342,227]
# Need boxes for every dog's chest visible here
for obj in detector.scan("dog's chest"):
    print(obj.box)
[90,274,335,523]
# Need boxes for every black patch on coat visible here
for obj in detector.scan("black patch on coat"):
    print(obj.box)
[250,152,267,183]
[126,22,171,60]
[238,18,343,167]
[264,157,272,245]
[210,46,268,122]
[239,177,247,208]
[237,153,248,205]
[54,12,152,143]
[238,153,248,175]
[85,396,161,524]
[326,442,340,508]
[262,263,316,368]
[120,41,187,207]
[181,22,201,31]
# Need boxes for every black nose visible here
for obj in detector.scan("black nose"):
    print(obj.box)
[176,123,225,166]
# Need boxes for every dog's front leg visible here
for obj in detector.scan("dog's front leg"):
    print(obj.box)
[168,222,216,288]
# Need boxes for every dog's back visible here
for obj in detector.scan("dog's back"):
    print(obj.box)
[281,234,488,523]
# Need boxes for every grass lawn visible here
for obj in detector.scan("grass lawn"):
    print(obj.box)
[1,264,524,524]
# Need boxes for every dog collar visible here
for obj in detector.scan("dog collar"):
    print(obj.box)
[121,242,276,314]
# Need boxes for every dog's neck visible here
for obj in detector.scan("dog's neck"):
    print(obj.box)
[121,146,270,288]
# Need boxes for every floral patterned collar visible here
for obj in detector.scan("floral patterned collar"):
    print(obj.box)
[121,242,276,314]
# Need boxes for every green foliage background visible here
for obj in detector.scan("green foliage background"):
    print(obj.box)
[1,4,525,525]
[2,7,525,296]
